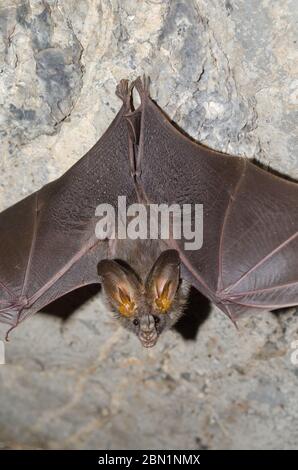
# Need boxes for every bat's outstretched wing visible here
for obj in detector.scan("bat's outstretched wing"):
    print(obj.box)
[0,80,136,334]
[1,76,297,335]
[133,77,298,319]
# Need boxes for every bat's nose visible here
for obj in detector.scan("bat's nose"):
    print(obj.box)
[139,315,158,347]
[141,330,155,340]
[140,314,155,331]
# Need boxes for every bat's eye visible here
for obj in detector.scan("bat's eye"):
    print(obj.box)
[154,316,160,324]
[133,318,139,326]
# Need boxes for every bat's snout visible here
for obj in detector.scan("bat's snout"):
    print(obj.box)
[139,328,158,348]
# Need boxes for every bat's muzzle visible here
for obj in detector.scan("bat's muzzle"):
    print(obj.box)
[139,330,158,348]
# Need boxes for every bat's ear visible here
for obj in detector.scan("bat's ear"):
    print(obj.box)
[145,250,181,313]
[98,260,141,317]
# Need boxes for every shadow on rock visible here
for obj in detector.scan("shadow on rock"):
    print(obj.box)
[174,286,211,341]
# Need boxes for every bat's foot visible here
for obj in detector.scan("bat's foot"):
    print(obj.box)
[131,75,150,100]
[116,75,150,108]
[115,79,131,106]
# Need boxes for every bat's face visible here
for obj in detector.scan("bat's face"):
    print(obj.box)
[114,293,185,348]
[98,250,189,348]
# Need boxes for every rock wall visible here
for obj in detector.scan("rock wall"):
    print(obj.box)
[0,0,297,449]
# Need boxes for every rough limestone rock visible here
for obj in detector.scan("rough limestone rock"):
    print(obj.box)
[0,0,297,450]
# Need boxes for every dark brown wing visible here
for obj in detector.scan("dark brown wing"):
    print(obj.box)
[0,80,136,332]
[133,77,298,319]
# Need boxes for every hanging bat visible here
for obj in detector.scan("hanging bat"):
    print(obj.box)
[0,76,297,347]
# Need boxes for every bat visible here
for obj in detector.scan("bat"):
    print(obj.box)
[0,76,297,347]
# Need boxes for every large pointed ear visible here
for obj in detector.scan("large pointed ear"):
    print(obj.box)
[146,250,181,313]
[98,260,141,317]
